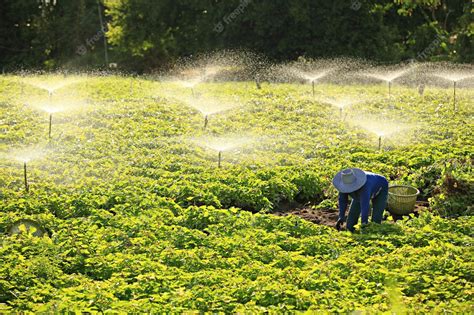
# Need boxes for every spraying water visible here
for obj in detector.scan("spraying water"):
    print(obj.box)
[279,64,333,96]
[363,67,413,96]
[433,72,474,83]
[172,65,239,98]
[319,96,366,119]
[23,96,88,139]
[2,146,48,192]
[351,119,409,150]
[169,50,264,95]
[296,70,331,83]
[433,71,474,110]
[192,136,254,167]
[159,89,243,129]
[188,97,241,116]
[20,74,84,96]
[300,70,331,97]
[5,146,47,164]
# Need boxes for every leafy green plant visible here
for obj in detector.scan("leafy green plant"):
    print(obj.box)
[0,77,472,312]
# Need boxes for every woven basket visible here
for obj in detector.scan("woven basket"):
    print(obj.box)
[387,185,419,215]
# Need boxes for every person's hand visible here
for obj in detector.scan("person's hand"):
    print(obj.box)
[336,218,345,231]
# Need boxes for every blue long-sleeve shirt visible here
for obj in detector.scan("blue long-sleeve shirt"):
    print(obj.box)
[338,172,388,224]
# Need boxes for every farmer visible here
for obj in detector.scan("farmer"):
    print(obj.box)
[333,168,389,232]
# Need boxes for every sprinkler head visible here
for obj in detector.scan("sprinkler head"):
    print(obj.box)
[378,135,382,150]
[203,115,209,130]
[218,151,222,168]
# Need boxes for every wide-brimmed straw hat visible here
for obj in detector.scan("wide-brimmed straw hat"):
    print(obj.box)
[332,168,367,193]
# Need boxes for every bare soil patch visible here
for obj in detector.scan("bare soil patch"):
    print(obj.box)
[273,201,430,227]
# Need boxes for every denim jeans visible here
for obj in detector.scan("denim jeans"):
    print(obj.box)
[346,186,388,232]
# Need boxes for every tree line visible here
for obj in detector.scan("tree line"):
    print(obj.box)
[0,0,471,72]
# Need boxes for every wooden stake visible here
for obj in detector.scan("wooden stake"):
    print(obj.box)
[24,162,29,192]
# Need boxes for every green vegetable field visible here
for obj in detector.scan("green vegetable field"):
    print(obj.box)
[0,74,473,312]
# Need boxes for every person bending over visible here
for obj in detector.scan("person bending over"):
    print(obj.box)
[333,168,389,232]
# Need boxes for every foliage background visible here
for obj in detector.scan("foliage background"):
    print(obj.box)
[0,0,472,71]
[0,77,473,312]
